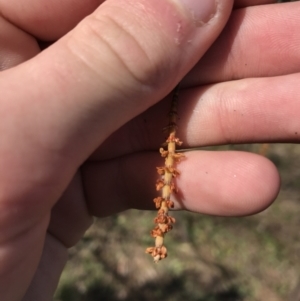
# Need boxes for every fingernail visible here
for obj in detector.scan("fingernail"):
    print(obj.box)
[178,0,218,25]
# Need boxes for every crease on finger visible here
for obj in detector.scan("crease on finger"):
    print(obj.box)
[0,15,39,70]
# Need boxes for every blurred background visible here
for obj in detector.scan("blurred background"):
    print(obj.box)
[54,144,300,301]
[54,1,300,300]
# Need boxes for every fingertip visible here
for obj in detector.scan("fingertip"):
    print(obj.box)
[176,151,280,216]
[247,152,281,214]
[226,152,281,216]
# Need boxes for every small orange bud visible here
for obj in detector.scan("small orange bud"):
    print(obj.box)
[166,200,174,208]
[156,167,166,175]
[159,148,168,157]
[151,227,163,237]
[153,197,164,208]
[156,180,164,191]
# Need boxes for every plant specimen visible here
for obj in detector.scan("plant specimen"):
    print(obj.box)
[146,85,184,262]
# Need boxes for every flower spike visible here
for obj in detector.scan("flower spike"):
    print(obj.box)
[146,84,185,262]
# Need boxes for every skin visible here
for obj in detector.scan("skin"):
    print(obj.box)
[0,0,298,299]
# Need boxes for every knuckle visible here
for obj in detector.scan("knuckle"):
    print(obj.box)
[68,9,171,89]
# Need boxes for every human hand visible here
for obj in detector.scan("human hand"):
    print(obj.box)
[100,0,300,221]
[2,0,295,299]
[94,0,300,219]
[0,0,237,300]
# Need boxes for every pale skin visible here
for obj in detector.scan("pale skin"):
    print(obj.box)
[0,0,298,300]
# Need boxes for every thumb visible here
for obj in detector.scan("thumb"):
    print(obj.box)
[0,0,233,300]
[1,0,233,168]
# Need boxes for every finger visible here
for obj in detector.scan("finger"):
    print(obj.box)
[179,73,300,146]
[22,174,92,299]
[0,0,276,41]
[48,172,93,248]
[0,0,105,40]
[234,0,276,8]
[82,151,280,217]
[0,0,234,189]
[185,1,300,86]
[0,16,40,70]
[0,0,233,299]
[21,234,68,301]
[95,72,300,158]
